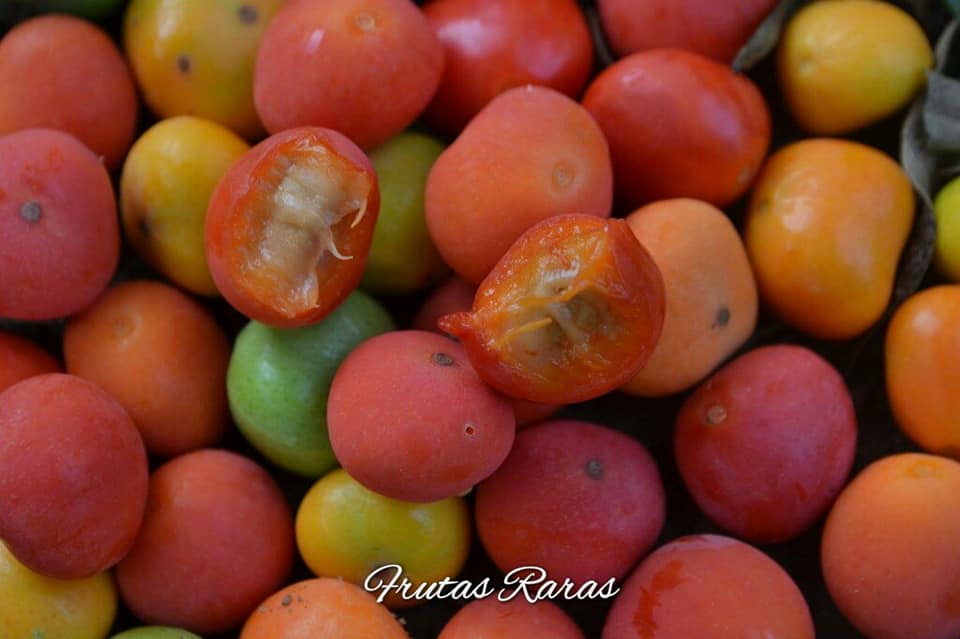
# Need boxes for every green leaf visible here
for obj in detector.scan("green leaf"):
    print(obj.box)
[732,0,807,72]
[947,0,960,18]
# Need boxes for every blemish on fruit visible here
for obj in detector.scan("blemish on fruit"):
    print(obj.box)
[281,594,293,607]
[432,352,456,366]
[552,161,574,190]
[908,459,937,479]
[138,217,152,239]
[464,423,476,436]
[238,4,259,24]
[20,200,42,223]
[177,54,191,74]
[705,403,727,425]
[585,458,604,480]
[713,306,730,329]
[354,12,376,32]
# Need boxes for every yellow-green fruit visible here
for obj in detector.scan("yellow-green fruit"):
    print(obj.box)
[0,540,117,639]
[935,176,960,283]
[778,0,933,134]
[121,116,250,296]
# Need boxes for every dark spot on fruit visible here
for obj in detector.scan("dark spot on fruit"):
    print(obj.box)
[177,54,191,74]
[20,200,42,223]
[238,4,259,24]
[138,218,152,239]
[432,352,456,366]
[585,459,603,480]
[464,423,476,436]
[281,594,292,607]
[713,306,730,329]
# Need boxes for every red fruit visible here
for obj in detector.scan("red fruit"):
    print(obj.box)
[0,331,60,393]
[438,595,585,638]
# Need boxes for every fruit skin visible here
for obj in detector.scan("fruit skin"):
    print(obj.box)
[426,85,613,284]
[885,286,960,456]
[476,420,665,586]
[361,132,448,294]
[295,468,470,609]
[254,0,444,149]
[934,175,960,282]
[582,48,770,210]
[116,449,294,636]
[778,0,933,135]
[438,596,585,639]
[603,535,814,639]
[440,215,665,405]
[0,373,148,579]
[0,14,137,168]
[111,628,202,639]
[239,578,410,639]
[0,128,119,321]
[622,199,757,397]
[822,453,960,639]
[0,330,60,393]
[597,0,778,63]
[0,540,117,639]
[123,0,284,139]
[121,116,250,296]
[745,138,915,340]
[205,126,380,328]
[228,290,395,477]
[675,345,857,543]
[327,330,516,503]
[422,0,593,136]
[64,280,232,458]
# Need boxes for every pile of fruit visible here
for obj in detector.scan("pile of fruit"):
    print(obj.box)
[1,0,959,637]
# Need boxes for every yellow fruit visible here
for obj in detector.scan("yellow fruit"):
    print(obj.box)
[778,0,932,134]
[0,540,117,639]
[934,175,960,283]
[121,116,250,296]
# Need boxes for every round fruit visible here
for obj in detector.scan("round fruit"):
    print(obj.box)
[121,116,250,296]
[778,0,933,134]
[0,330,59,394]
[438,596,585,638]
[934,175,960,282]
[111,628,202,639]
[822,453,960,639]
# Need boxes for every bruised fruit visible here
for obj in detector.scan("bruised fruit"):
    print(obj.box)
[476,420,665,586]
[0,330,60,393]
[327,330,516,502]
[441,215,665,404]
[0,15,137,168]
[438,596,585,639]
[206,126,379,328]
[426,86,613,284]
[0,128,119,320]
[0,374,148,579]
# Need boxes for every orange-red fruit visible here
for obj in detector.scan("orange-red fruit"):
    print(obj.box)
[822,453,960,639]
[438,596,585,639]
[0,331,60,393]
[0,15,137,168]
[603,535,815,639]
[426,86,613,284]
[0,128,119,320]
[476,420,665,586]
[64,281,231,457]
[582,48,771,210]
[253,0,444,149]
[0,374,148,579]
[117,449,294,635]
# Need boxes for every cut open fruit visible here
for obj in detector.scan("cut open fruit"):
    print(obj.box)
[206,127,379,327]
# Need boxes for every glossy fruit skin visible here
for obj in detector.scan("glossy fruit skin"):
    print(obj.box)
[0,540,117,639]
[64,281,232,457]
[0,15,137,168]
[111,628,202,639]
[121,116,250,296]
[361,132,448,294]
[622,199,757,397]
[205,126,380,328]
[239,578,410,639]
[438,596,585,639]
[885,286,960,456]
[441,215,665,404]
[745,139,915,340]
[426,86,613,284]
[778,0,933,135]
[116,449,294,635]
[675,345,857,543]
[228,291,395,477]
[0,330,60,393]
[327,330,516,502]
[0,374,148,579]
[582,48,770,210]
[123,0,284,139]
[822,453,960,639]
[476,420,665,586]
[604,535,814,638]
[254,0,444,149]
[422,0,593,136]
[295,468,470,609]
[934,175,960,282]
[0,128,119,320]
[598,0,778,63]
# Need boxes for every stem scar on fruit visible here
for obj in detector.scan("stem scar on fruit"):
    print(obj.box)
[20,201,42,223]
